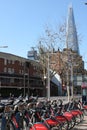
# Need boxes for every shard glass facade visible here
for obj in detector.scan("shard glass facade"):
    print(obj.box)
[66,5,79,55]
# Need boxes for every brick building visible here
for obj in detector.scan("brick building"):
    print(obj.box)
[0,52,58,97]
[50,48,84,95]
[0,52,44,97]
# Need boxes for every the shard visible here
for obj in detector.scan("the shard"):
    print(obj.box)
[66,5,79,55]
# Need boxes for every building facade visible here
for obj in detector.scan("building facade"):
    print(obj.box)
[0,52,44,97]
[50,48,84,95]
[50,5,85,95]
[0,52,59,97]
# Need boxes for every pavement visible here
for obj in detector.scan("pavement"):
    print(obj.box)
[72,116,87,130]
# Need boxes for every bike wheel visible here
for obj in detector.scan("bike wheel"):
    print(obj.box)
[68,116,76,129]
[55,115,69,130]
[61,121,69,130]
[23,119,29,130]
[80,113,84,122]
[6,121,15,130]
[83,109,87,116]
[75,114,81,124]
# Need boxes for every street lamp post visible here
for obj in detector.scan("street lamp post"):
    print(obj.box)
[66,66,70,102]
[24,62,26,97]
[24,74,26,97]
[47,52,50,100]
[24,72,30,97]
[71,63,74,98]
[24,62,30,97]
[27,68,30,96]
[67,50,71,102]
[67,52,74,100]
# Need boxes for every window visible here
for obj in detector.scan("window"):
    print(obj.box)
[8,68,11,73]
[10,78,14,83]
[4,59,7,65]
[22,70,24,74]
[8,60,11,64]
[4,67,7,72]
[12,60,14,64]
[19,70,21,74]
[12,68,14,73]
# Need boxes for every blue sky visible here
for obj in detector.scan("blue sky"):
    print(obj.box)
[0,0,87,68]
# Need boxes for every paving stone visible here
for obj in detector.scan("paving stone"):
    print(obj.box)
[72,116,87,130]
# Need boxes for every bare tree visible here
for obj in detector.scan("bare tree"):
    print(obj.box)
[37,22,67,80]
[37,20,82,86]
